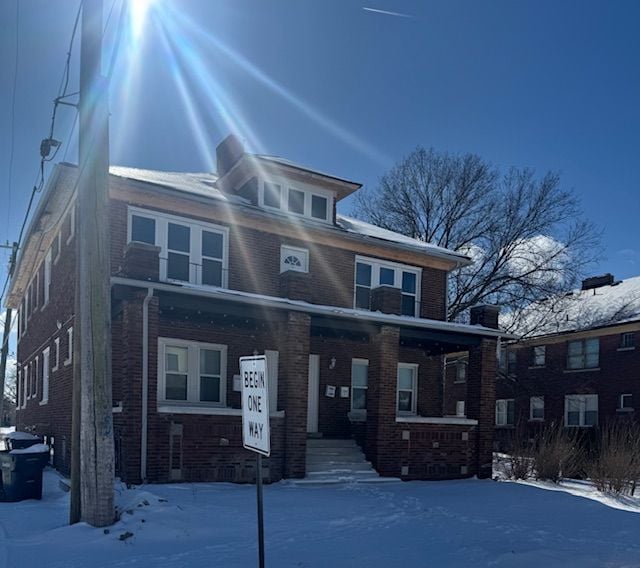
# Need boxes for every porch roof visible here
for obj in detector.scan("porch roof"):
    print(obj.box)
[111,276,515,343]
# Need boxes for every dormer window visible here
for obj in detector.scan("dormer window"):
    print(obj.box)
[259,180,333,223]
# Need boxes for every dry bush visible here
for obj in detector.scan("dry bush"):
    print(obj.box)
[586,421,640,496]
[504,423,534,480]
[531,423,584,483]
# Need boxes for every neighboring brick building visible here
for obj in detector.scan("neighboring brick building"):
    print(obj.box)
[444,274,640,449]
[5,134,508,484]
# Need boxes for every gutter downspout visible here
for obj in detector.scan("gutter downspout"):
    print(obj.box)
[141,287,154,483]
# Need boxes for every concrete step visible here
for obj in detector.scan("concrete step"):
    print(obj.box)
[307,468,378,477]
[288,475,401,487]
[306,438,360,448]
[306,462,375,473]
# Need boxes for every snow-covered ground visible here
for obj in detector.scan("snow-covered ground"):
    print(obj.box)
[2,471,640,567]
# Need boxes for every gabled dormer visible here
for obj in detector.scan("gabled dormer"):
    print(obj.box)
[215,134,361,225]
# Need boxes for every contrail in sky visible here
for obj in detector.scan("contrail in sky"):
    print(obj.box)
[362,7,414,18]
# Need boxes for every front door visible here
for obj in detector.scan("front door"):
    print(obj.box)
[307,354,319,433]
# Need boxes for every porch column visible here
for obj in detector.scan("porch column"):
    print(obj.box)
[280,311,310,478]
[466,338,497,479]
[366,325,399,476]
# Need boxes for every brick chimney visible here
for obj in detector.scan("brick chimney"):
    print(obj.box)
[216,134,244,177]
[581,273,614,291]
[469,304,499,329]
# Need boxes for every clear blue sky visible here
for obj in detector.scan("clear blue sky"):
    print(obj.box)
[2,0,640,314]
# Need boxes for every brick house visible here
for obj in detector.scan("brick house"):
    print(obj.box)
[5,135,508,484]
[444,274,640,449]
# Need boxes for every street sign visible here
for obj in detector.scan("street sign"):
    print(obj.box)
[240,355,271,457]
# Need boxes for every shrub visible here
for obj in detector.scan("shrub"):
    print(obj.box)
[531,423,584,483]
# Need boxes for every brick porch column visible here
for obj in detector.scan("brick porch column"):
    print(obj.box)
[366,325,400,476]
[280,311,310,478]
[466,338,497,479]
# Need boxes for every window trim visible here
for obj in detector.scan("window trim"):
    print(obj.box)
[66,205,76,245]
[455,400,465,417]
[280,245,309,274]
[532,345,546,367]
[567,338,599,370]
[258,179,334,224]
[565,394,598,427]
[41,347,50,405]
[43,249,52,307]
[350,358,369,413]
[496,398,515,426]
[52,337,60,372]
[128,207,229,288]
[64,327,73,366]
[619,393,633,411]
[454,360,467,383]
[396,362,418,416]
[619,332,635,350]
[529,396,544,421]
[158,338,228,409]
[53,232,61,264]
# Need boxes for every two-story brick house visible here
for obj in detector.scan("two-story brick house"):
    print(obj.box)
[6,135,507,484]
[445,274,640,449]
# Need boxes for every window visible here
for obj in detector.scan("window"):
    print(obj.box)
[41,348,50,404]
[288,189,305,215]
[66,205,75,244]
[565,394,598,427]
[264,182,282,209]
[567,338,599,369]
[32,356,39,398]
[532,345,546,367]
[454,360,466,383]
[619,394,633,410]
[280,245,309,274]
[130,214,156,245]
[64,327,73,365]
[620,332,635,349]
[44,250,52,306]
[351,359,368,411]
[53,232,61,263]
[52,338,60,372]
[32,272,39,311]
[311,195,328,220]
[456,400,465,417]
[397,363,418,415]
[158,339,227,407]
[22,366,27,408]
[499,348,516,375]
[128,208,228,288]
[353,256,421,317]
[530,396,544,420]
[495,399,515,426]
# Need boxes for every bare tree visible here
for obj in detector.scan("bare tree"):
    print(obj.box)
[356,147,601,332]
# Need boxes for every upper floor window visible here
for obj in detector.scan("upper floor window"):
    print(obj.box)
[354,256,421,317]
[496,399,515,426]
[619,393,633,410]
[620,332,635,349]
[44,250,52,306]
[532,345,546,367]
[565,394,598,427]
[128,207,228,288]
[499,348,516,375]
[280,245,309,274]
[259,180,332,223]
[567,338,599,370]
[397,363,418,415]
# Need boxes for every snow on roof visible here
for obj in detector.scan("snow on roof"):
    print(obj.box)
[336,215,472,263]
[252,155,361,187]
[504,275,640,337]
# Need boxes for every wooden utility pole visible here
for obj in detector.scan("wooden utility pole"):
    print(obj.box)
[0,242,18,425]
[70,0,114,527]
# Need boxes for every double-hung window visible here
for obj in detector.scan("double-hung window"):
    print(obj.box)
[354,256,421,317]
[128,207,228,288]
[397,363,418,415]
[351,359,368,412]
[620,332,635,349]
[565,394,598,427]
[532,345,546,367]
[454,360,466,383]
[43,250,52,306]
[158,339,227,407]
[567,338,599,369]
[530,396,544,420]
[260,180,332,223]
[496,399,515,426]
[41,348,50,405]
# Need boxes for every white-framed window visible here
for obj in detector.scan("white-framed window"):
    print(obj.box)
[32,272,39,311]
[52,337,60,372]
[41,347,50,405]
[354,256,421,317]
[530,396,544,420]
[496,399,515,426]
[259,179,333,223]
[351,358,368,411]
[53,231,61,263]
[16,307,21,341]
[454,360,466,383]
[64,327,73,366]
[396,363,418,415]
[32,356,39,398]
[499,348,517,375]
[567,338,599,369]
[619,393,633,410]
[280,245,309,274]
[66,205,75,244]
[43,249,52,306]
[620,332,635,349]
[22,365,27,408]
[456,400,465,417]
[158,338,228,407]
[565,394,598,427]
[128,207,229,288]
[532,345,546,367]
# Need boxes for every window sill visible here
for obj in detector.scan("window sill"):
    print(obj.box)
[528,418,545,422]
[396,416,478,426]
[63,359,72,367]
[617,347,635,352]
[453,380,467,384]
[39,400,48,406]
[495,424,515,429]
[616,407,634,413]
[563,368,600,374]
[527,365,546,370]
[565,425,596,428]
[52,366,58,374]
[157,404,285,418]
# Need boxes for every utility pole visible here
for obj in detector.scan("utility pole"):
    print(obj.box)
[70,0,114,527]
[0,242,18,426]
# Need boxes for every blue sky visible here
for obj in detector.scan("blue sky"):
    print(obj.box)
[1,0,639,322]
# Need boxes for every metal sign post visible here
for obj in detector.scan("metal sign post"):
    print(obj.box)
[240,355,270,568]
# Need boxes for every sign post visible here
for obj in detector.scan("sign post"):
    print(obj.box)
[240,355,270,568]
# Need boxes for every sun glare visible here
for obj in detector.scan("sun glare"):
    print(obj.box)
[129,0,157,41]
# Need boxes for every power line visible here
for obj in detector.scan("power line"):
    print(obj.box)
[5,0,20,243]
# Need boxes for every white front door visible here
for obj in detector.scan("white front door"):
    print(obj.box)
[307,354,320,433]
